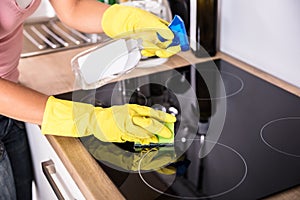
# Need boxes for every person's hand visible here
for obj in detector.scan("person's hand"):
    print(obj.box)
[101,4,181,58]
[41,96,176,144]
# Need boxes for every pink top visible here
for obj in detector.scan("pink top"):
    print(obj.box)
[0,0,40,82]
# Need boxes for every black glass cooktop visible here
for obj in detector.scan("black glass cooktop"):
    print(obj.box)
[57,59,300,200]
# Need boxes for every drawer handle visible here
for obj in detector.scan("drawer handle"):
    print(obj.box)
[42,160,73,200]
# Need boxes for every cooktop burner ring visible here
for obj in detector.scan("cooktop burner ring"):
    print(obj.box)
[260,117,300,158]
[216,70,244,99]
[138,140,248,199]
[196,70,244,100]
[167,69,244,101]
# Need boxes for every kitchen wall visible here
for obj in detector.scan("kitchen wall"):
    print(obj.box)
[219,0,300,88]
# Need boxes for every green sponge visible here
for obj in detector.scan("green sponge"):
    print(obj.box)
[134,122,175,150]
[157,122,175,144]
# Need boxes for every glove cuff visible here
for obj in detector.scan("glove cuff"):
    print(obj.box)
[102,4,123,37]
[102,4,141,38]
[41,96,94,137]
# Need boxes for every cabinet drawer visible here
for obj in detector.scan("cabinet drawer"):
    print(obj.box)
[26,123,85,200]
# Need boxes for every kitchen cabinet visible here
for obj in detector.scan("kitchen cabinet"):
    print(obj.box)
[26,123,85,200]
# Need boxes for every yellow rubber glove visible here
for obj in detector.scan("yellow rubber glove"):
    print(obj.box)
[41,96,176,144]
[101,4,181,58]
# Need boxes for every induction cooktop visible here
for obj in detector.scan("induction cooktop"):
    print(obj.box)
[57,59,300,200]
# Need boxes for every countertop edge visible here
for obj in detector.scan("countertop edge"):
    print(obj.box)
[46,135,125,200]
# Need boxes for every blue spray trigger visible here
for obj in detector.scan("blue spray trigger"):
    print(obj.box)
[169,15,190,51]
[157,15,189,51]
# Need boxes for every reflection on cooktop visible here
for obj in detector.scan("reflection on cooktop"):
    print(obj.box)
[56,59,300,200]
[138,138,247,199]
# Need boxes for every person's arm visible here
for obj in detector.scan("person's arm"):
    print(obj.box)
[49,0,110,33]
[0,78,48,125]
[0,78,175,144]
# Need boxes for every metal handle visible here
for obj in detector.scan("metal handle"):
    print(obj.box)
[42,160,66,200]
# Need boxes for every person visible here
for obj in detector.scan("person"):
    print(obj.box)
[0,0,181,199]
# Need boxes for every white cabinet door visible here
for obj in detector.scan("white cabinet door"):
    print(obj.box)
[26,123,85,200]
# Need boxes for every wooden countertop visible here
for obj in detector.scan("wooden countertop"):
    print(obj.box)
[18,47,300,200]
